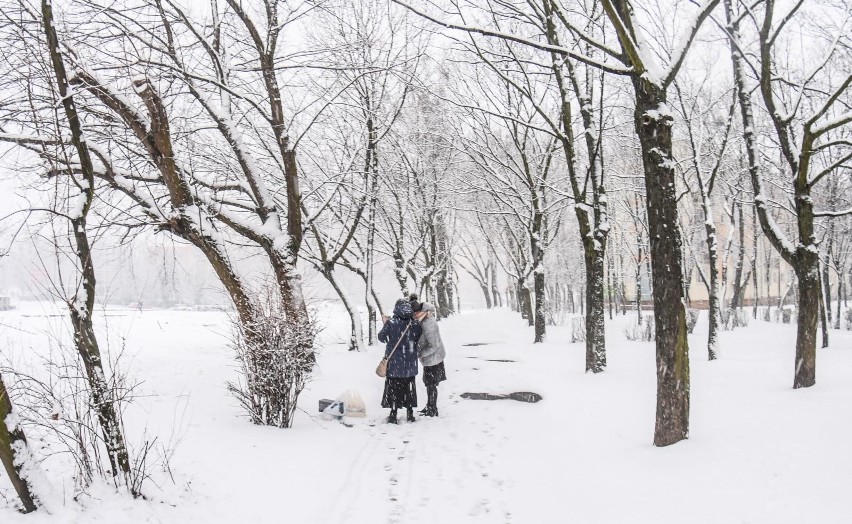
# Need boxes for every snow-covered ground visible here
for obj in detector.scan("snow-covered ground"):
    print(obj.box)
[1,301,851,523]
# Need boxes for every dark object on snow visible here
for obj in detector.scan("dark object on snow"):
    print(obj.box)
[461,392,542,403]
[318,398,335,412]
[465,357,515,363]
[462,342,491,347]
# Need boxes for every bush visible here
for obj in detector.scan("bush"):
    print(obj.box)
[686,309,699,334]
[624,316,655,342]
[228,290,316,429]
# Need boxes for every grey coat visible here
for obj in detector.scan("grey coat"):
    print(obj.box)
[417,302,446,367]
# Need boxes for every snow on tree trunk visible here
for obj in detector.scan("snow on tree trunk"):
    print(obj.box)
[794,257,819,387]
[0,373,38,513]
[632,83,691,447]
[42,0,135,492]
[584,246,607,372]
[704,201,721,361]
[533,269,546,343]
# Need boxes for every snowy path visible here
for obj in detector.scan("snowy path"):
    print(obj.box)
[2,303,852,523]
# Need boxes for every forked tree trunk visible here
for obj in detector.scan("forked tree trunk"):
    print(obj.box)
[0,373,38,513]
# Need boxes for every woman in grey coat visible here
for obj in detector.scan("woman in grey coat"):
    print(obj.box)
[411,297,446,417]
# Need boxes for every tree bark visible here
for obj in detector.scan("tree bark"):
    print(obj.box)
[730,202,746,311]
[519,280,533,325]
[795,257,819,386]
[490,258,502,307]
[0,373,38,513]
[533,270,546,342]
[584,246,607,372]
[704,204,721,361]
[632,80,691,447]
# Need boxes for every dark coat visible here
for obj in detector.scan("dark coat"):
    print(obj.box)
[378,300,422,378]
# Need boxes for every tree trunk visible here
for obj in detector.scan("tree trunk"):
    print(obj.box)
[533,270,546,343]
[0,373,38,513]
[481,283,493,309]
[42,0,135,491]
[584,246,607,372]
[364,165,379,345]
[607,254,615,320]
[794,258,819,387]
[752,206,760,319]
[730,203,746,311]
[823,235,833,325]
[325,268,364,351]
[519,280,533,325]
[632,81,690,447]
[635,256,643,325]
[490,259,501,307]
[836,276,843,329]
[819,266,829,349]
[704,203,720,361]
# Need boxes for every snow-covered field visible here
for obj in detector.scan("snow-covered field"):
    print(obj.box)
[1,301,851,523]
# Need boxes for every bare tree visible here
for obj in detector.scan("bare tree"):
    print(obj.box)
[723,0,852,388]
[40,0,135,493]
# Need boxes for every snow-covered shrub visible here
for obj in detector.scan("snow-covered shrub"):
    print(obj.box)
[624,316,654,342]
[686,309,700,334]
[228,290,316,428]
[571,316,586,342]
[2,339,157,497]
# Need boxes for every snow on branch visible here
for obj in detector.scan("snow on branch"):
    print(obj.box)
[391,0,632,75]
[661,0,722,88]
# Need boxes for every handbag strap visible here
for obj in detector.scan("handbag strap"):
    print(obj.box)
[385,321,412,361]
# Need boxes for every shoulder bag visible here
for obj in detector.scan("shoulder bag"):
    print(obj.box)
[376,321,412,378]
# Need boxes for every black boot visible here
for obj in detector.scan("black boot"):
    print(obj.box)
[425,385,439,417]
[406,407,416,423]
[387,409,398,424]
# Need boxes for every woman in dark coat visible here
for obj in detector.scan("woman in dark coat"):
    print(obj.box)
[378,299,422,423]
